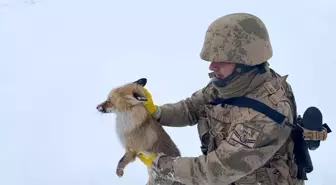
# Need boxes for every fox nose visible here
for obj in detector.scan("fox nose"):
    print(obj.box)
[96,106,105,112]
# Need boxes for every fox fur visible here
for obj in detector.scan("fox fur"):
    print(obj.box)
[96,78,183,185]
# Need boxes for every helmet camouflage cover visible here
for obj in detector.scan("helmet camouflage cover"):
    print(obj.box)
[200,13,273,66]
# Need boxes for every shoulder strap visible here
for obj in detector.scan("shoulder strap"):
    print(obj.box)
[210,96,294,128]
[209,96,331,136]
[209,91,332,181]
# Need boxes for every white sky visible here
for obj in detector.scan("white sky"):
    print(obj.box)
[0,0,335,185]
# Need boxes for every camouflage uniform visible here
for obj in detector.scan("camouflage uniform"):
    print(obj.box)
[149,13,305,185]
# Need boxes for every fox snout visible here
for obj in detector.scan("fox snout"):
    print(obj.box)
[96,100,114,113]
[96,104,106,113]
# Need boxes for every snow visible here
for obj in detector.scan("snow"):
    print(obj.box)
[0,0,335,185]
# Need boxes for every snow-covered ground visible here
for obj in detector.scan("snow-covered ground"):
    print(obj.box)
[1,0,335,185]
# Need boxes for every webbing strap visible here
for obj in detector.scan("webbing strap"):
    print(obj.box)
[210,96,287,125]
[209,96,331,138]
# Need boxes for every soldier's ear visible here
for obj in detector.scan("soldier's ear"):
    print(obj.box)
[132,92,147,102]
[134,78,147,87]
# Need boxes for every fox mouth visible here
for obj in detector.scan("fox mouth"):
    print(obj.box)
[97,106,114,113]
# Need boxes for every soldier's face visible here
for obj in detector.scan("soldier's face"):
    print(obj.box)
[209,62,236,79]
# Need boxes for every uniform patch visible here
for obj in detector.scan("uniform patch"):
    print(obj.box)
[227,123,261,148]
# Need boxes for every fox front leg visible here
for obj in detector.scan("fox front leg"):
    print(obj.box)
[116,150,137,177]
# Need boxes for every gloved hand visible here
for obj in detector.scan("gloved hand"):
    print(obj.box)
[142,87,156,115]
[150,153,181,182]
[137,152,157,166]
[141,87,162,120]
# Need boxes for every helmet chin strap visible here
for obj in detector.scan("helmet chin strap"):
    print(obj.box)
[209,62,267,87]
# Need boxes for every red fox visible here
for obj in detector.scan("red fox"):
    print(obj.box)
[96,78,183,185]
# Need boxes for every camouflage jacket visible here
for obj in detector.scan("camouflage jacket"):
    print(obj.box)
[157,70,304,185]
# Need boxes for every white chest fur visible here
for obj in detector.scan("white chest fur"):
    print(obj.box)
[114,111,136,147]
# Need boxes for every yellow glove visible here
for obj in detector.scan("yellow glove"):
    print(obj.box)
[142,87,156,115]
[137,152,157,166]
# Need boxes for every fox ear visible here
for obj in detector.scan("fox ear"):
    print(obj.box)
[134,78,147,87]
[132,92,147,101]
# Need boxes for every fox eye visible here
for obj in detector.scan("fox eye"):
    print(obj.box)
[132,92,147,101]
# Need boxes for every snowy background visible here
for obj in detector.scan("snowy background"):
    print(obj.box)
[1,0,335,185]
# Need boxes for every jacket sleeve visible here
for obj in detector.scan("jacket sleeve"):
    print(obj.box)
[170,100,294,185]
[156,83,214,127]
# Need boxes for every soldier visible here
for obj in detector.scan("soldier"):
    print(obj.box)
[141,13,305,185]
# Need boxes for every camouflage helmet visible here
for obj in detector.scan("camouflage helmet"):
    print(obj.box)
[200,13,273,66]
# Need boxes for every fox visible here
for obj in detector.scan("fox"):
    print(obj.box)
[96,78,184,185]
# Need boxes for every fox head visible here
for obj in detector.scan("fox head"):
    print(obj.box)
[96,78,149,114]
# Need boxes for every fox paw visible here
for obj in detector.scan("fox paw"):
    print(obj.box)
[116,168,124,177]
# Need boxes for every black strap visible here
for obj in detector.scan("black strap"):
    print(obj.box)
[209,95,332,181]
[210,96,287,125]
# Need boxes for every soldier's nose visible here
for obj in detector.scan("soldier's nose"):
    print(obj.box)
[209,62,217,71]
